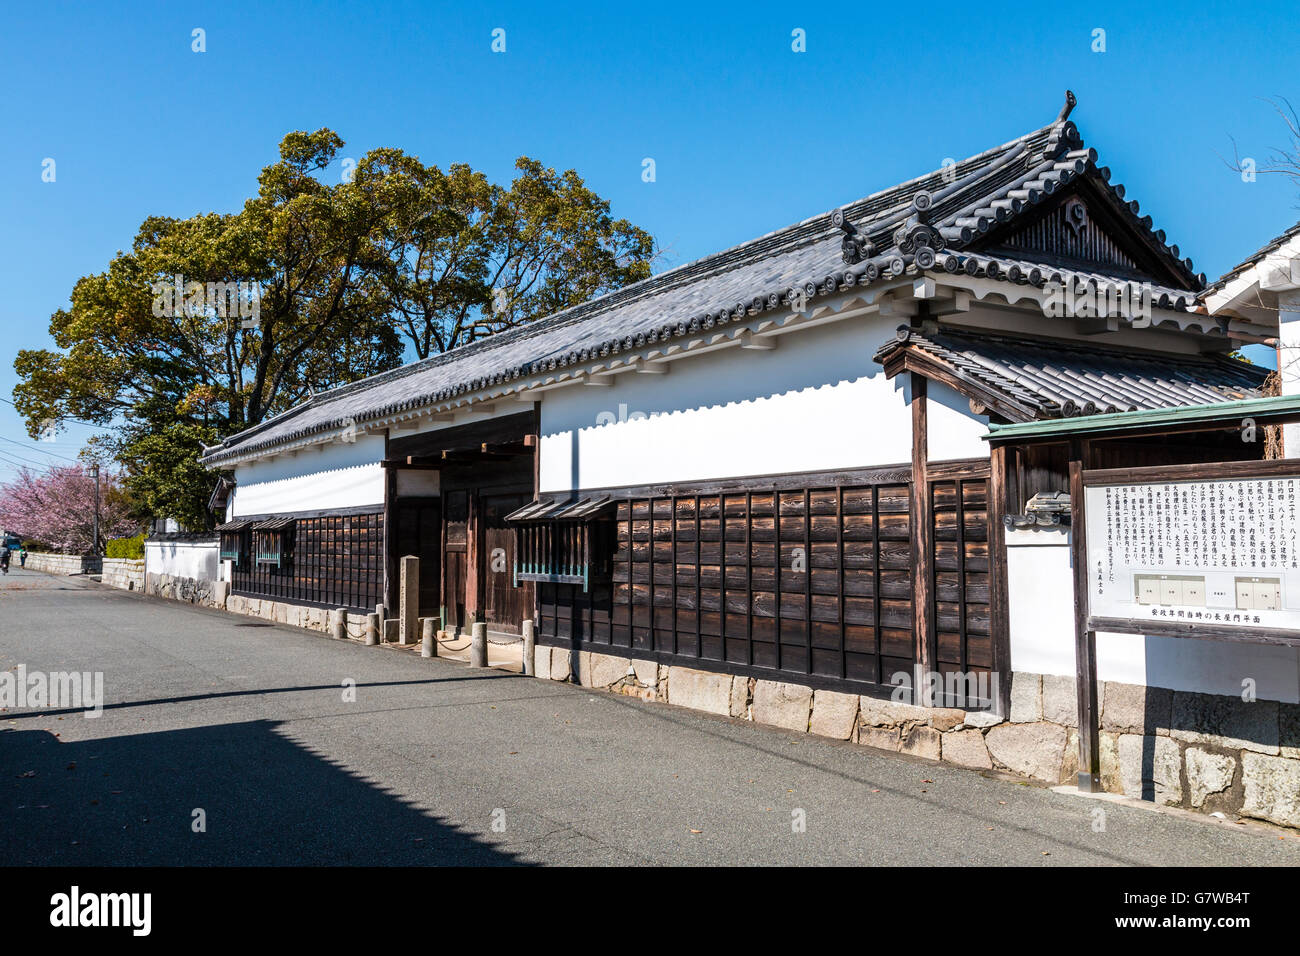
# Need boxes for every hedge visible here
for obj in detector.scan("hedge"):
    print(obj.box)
[106,533,145,560]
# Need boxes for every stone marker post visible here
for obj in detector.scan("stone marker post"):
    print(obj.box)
[399,556,419,646]
[365,612,379,646]
[470,622,488,668]
[331,608,347,640]
[421,617,436,658]
[522,619,536,675]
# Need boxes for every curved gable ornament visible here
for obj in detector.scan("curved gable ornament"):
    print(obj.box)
[1063,197,1089,239]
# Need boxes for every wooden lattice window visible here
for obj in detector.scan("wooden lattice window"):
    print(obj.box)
[506,497,614,593]
[252,518,295,570]
[216,520,251,566]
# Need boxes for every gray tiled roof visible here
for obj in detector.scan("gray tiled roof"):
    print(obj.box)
[873,328,1267,421]
[1201,220,1300,296]
[201,93,1204,466]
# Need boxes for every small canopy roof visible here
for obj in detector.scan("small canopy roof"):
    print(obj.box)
[504,496,614,523]
[251,517,296,531]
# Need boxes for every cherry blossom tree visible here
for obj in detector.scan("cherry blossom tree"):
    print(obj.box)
[0,464,139,553]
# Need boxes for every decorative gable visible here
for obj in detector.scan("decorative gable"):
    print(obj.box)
[977,180,1193,288]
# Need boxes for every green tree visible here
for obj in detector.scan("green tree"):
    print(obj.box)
[355,152,656,357]
[14,129,657,529]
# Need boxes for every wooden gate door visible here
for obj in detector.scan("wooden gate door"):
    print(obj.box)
[482,492,534,634]
[442,490,469,631]
[927,468,996,707]
[395,497,441,620]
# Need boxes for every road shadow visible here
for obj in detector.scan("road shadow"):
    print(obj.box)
[1,721,529,866]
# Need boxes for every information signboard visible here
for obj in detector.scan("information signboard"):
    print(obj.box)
[1083,473,1300,634]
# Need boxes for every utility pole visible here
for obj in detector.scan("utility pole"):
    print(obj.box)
[91,463,101,556]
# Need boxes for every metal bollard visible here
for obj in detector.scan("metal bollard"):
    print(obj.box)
[469,622,488,668]
[522,619,536,675]
[365,612,379,646]
[421,617,436,658]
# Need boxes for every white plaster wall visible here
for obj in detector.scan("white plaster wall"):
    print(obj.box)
[1006,526,1300,703]
[231,434,385,516]
[146,540,219,582]
[926,379,990,463]
[538,315,913,492]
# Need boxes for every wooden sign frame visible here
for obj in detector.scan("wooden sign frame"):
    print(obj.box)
[1072,456,1300,792]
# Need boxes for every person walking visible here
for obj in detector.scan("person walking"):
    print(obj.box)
[18,545,27,568]
[0,543,10,575]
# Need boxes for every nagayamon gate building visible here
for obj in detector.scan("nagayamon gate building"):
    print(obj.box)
[197,94,1300,826]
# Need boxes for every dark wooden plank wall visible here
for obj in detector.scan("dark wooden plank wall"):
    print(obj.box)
[230,512,385,611]
[538,477,919,691]
[929,474,994,702]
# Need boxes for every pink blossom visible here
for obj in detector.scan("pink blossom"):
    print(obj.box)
[0,465,139,553]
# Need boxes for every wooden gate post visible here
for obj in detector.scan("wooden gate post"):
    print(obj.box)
[910,374,934,701]
[1069,441,1101,792]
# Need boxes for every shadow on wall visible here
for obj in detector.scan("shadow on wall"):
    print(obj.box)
[1,721,531,866]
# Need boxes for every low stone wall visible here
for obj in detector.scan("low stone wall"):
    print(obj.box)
[20,552,101,575]
[142,571,373,640]
[533,646,1300,829]
[145,571,222,607]
[102,558,145,592]
[224,592,371,638]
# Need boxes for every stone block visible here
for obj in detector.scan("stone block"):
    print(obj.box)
[583,651,631,689]
[809,690,858,739]
[943,729,992,769]
[858,725,901,751]
[1009,672,1042,723]
[1041,674,1080,727]
[926,708,966,732]
[900,725,941,760]
[1099,731,1121,793]
[858,695,930,727]
[1280,703,1300,760]
[1101,681,1172,735]
[1241,753,1300,828]
[631,659,658,688]
[549,647,573,682]
[1117,734,1183,805]
[533,645,552,681]
[986,722,1068,781]
[752,680,813,733]
[1170,692,1278,755]
[729,677,751,718]
[666,667,733,716]
[1185,748,1236,808]
[964,709,1004,729]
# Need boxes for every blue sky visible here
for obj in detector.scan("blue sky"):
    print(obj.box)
[1,0,1297,481]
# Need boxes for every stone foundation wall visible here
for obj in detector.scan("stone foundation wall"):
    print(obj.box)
[224,591,371,638]
[533,646,1300,830]
[141,571,374,640]
[20,552,101,575]
[145,571,222,607]
[102,558,145,592]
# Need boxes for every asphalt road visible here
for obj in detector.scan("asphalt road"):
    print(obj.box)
[3,566,1299,866]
